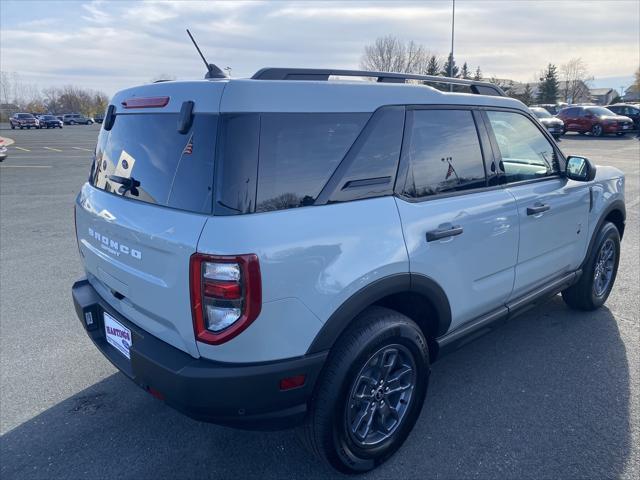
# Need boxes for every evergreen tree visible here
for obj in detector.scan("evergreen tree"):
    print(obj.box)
[425,55,440,76]
[537,64,560,104]
[461,62,471,79]
[473,66,483,81]
[441,53,459,78]
[521,83,535,105]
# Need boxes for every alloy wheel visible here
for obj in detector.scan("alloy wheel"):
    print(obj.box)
[345,344,416,448]
[593,238,615,297]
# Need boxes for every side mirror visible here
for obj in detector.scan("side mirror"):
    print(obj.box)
[566,156,596,182]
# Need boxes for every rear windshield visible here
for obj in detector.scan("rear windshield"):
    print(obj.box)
[90,113,218,214]
[530,108,552,119]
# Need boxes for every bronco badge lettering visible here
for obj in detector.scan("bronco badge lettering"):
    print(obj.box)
[88,227,142,259]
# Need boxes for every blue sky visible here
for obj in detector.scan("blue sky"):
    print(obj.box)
[1,0,638,96]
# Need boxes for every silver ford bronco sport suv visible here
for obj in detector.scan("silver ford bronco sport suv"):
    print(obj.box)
[72,68,625,473]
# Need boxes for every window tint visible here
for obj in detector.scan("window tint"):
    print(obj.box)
[487,111,561,183]
[91,113,218,214]
[256,113,368,212]
[328,107,404,203]
[402,109,486,198]
[215,114,259,215]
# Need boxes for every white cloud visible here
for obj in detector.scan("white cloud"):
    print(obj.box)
[81,0,112,24]
[1,0,638,95]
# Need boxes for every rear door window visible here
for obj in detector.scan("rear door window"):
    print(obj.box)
[256,113,368,212]
[401,109,486,198]
[91,113,218,214]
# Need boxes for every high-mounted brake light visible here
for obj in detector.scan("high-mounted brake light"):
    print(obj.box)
[190,253,261,345]
[121,96,170,109]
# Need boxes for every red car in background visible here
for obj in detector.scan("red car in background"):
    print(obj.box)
[557,106,634,137]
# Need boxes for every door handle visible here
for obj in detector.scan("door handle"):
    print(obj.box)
[526,203,550,215]
[426,225,464,242]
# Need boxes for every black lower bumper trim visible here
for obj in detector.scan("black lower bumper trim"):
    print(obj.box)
[72,278,327,430]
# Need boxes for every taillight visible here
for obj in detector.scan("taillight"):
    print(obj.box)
[190,253,261,345]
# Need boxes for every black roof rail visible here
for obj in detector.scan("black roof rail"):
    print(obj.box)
[251,68,506,97]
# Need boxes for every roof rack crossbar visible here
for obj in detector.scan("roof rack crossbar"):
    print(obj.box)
[251,68,506,96]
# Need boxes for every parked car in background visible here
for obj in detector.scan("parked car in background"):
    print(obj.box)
[529,107,564,139]
[39,115,64,129]
[9,113,38,129]
[63,113,94,125]
[531,103,567,115]
[94,114,104,124]
[557,106,634,137]
[606,104,640,131]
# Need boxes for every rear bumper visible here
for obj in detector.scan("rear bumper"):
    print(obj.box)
[72,278,327,430]
[603,124,634,133]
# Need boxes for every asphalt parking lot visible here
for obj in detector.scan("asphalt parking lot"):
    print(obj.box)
[0,125,638,479]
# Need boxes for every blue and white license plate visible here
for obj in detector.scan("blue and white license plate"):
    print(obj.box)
[623,125,630,129]
[104,312,132,359]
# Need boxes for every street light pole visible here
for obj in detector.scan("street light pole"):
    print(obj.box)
[449,0,455,90]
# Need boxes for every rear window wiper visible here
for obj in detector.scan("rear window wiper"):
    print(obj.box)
[108,175,140,196]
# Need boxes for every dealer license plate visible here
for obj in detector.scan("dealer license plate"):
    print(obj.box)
[104,312,132,359]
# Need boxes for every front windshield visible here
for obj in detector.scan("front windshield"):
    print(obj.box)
[531,108,552,119]
[18,114,34,119]
[587,107,615,117]
[43,116,55,120]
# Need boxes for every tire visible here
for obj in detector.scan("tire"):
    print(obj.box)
[11,124,15,129]
[591,124,603,137]
[298,306,430,473]
[562,221,620,311]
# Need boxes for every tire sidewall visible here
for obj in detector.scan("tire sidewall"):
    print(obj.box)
[327,319,429,472]
[586,223,620,307]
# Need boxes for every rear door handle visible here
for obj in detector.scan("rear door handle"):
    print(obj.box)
[426,225,463,242]
[526,203,550,215]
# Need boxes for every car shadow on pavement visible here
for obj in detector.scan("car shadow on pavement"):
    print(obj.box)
[0,297,631,480]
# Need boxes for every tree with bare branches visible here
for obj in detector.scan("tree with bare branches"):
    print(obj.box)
[560,58,592,103]
[360,35,430,74]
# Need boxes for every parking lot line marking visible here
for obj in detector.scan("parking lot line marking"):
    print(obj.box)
[44,147,63,152]
[72,147,93,152]
[14,146,30,152]
[0,165,52,168]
